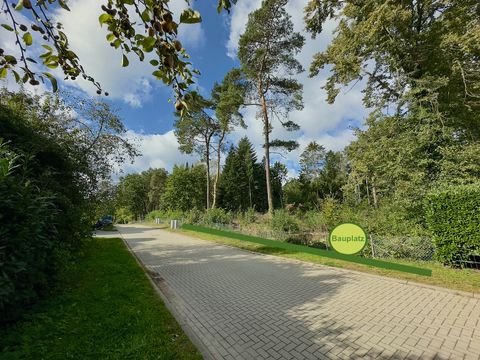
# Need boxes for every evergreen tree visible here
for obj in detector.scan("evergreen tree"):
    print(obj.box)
[237,0,305,214]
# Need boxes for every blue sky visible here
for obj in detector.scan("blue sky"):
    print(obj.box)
[0,0,367,177]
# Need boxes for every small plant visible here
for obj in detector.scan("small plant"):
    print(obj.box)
[202,208,233,225]
[185,208,203,224]
[270,209,299,233]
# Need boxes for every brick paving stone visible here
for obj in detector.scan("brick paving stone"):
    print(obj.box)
[119,225,480,360]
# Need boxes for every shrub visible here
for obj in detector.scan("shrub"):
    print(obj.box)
[238,207,257,226]
[202,208,232,225]
[425,184,480,265]
[116,207,134,224]
[270,210,299,233]
[185,208,203,224]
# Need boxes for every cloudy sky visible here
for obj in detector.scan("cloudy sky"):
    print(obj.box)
[0,0,367,177]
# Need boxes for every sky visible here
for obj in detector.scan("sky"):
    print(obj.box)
[0,0,368,178]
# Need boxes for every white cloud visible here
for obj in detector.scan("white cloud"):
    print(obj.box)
[118,130,199,175]
[52,0,205,106]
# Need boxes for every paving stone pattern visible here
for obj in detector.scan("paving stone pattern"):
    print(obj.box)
[119,225,480,360]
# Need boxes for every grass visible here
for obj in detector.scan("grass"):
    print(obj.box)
[178,227,480,294]
[0,237,202,360]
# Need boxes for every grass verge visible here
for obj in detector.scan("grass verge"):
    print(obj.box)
[0,237,202,360]
[178,228,480,294]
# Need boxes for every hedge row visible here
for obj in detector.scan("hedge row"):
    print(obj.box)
[425,184,480,265]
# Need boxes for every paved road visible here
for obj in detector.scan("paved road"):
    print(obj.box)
[118,225,480,360]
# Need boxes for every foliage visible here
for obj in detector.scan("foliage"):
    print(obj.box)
[161,164,206,212]
[0,89,135,322]
[0,238,201,359]
[0,0,234,103]
[202,208,233,225]
[425,184,480,265]
[270,210,299,233]
[115,206,134,224]
[116,173,148,220]
[218,139,267,212]
[236,0,305,213]
[306,0,480,121]
[116,168,168,220]
[174,91,219,209]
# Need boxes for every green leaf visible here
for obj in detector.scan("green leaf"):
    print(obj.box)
[142,37,156,52]
[122,54,129,67]
[0,67,7,79]
[12,70,20,82]
[1,24,14,32]
[152,70,163,79]
[58,0,70,11]
[141,9,151,22]
[23,32,32,46]
[14,0,23,11]
[42,72,58,92]
[179,9,202,24]
[112,39,121,49]
[106,33,115,42]
[150,59,159,66]
[99,13,112,26]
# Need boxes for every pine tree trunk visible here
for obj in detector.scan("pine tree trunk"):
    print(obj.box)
[260,91,274,215]
[205,143,211,210]
[212,130,225,209]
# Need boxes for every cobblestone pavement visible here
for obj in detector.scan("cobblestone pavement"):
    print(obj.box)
[118,225,480,360]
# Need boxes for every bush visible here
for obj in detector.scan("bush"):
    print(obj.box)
[202,208,232,225]
[238,208,257,226]
[116,207,134,224]
[185,208,203,224]
[425,184,480,265]
[270,210,299,233]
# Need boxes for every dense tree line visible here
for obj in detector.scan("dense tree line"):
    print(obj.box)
[0,89,136,321]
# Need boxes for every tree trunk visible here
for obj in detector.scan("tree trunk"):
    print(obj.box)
[372,176,378,208]
[205,143,211,210]
[212,130,225,209]
[260,91,274,215]
[365,177,370,205]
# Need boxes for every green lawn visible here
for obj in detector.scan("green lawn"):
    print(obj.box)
[0,237,202,360]
[179,228,480,295]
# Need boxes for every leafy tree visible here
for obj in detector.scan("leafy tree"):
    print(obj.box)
[161,164,206,212]
[0,0,236,102]
[211,69,246,208]
[0,89,135,320]
[283,178,306,206]
[237,0,305,214]
[117,173,148,220]
[144,168,168,211]
[174,91,218,209]
[305,0,480,135]
[317,150,347,201]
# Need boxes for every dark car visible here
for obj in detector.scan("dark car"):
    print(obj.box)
[92,215,114,230]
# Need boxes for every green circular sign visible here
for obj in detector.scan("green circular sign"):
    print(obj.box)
[329,223,367,255]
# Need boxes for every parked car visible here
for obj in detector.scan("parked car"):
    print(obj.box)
[92,215,114,230]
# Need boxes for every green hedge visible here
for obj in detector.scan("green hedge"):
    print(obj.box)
[425,184,480,265]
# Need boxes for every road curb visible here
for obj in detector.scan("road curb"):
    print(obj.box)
[116,228,216,360]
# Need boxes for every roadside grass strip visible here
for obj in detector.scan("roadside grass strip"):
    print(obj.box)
[182,224,432,277]
[0,237,201,360]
